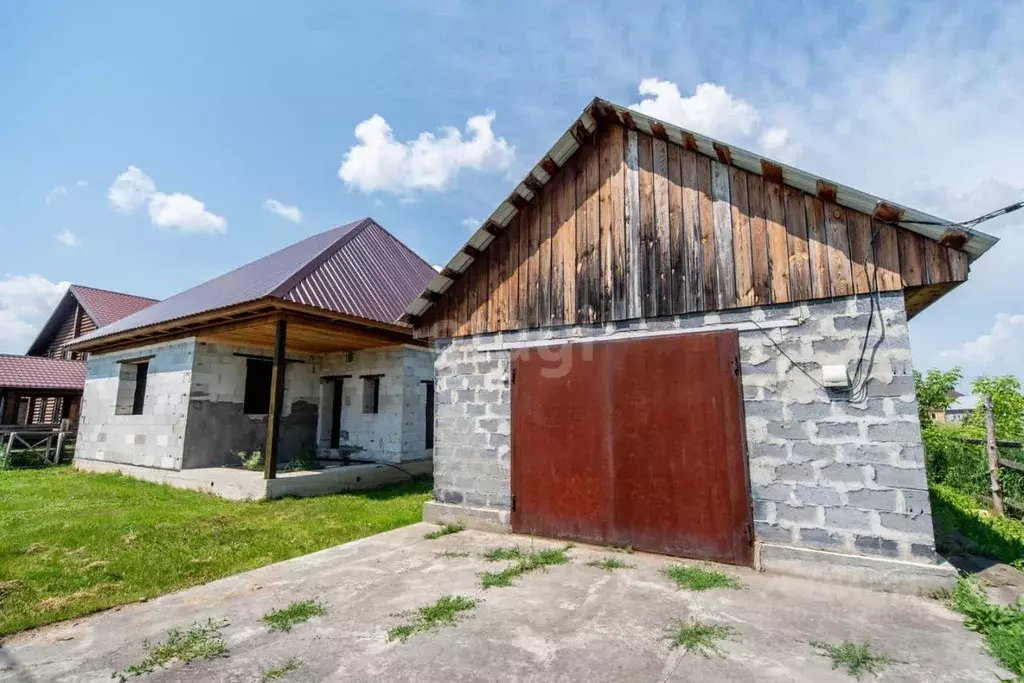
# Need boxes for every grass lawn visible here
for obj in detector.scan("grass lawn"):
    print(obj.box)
[0,467,431,636]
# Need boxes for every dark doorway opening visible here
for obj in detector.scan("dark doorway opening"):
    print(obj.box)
[424,380,435,449]
[330,377,345,449]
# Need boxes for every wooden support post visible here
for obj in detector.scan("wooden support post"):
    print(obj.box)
[55,418,69,465]
[984,394,1004,516]
[264,318,288,480]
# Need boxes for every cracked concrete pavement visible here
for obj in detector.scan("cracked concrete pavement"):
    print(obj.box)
[0,523,1009,682]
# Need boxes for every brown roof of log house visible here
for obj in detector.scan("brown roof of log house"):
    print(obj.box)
[403,97,999,324]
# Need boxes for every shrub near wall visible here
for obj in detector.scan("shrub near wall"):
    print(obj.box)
[931,484,1024,568]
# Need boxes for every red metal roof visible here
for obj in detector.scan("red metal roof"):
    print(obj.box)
[71,285,158,328]
[75,218,437,345]
[0,355,85,391]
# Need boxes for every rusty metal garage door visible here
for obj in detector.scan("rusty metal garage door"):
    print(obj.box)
[510,331,753,566]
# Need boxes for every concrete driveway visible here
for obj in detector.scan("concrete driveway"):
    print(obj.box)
[0,523,1007,682]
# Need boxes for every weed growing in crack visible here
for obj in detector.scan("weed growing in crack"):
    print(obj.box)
[112,619,227,681]
[663,564,740,591]
[586,557,635,571]
[663,619,736,657]
[387,595,476,642]
[479,544,571,589]
[424,523,465,540]
[949,577,1024,678]
[260,657,301,682]
[810,640,899,678]
[261,599,326,632]
[435,550,470,558]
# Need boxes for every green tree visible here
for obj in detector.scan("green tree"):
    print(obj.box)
[914,367,963,427]
[965,375,1024,442]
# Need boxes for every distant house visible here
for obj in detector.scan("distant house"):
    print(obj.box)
[0,285,156,426]
[68,219,437,498]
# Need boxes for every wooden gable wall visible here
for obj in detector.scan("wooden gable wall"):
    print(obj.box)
[415,123,970,339]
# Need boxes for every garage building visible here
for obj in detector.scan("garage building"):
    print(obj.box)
[405,98,997,588]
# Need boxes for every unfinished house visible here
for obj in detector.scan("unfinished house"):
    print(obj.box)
[0,285,156,426]
[406,98,998,591]
[70,218,437,500]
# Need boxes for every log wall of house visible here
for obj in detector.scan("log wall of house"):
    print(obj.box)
[415,123,970,339]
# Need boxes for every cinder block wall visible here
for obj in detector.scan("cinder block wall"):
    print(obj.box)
[318,345,435,463]
[75,338,197,470]
[182,341,320,468]
[433,291,937,565]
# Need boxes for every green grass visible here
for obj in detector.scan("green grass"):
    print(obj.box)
[479,544,571,588]
[112,618,227,681]
[387,595,477,642]
[435,550,470,558]
[423,522,465,540]
[586,557,635,571]
[0,467,431,635]
[261,599,326,632]
[260,657,302,682]
[950,577,1024,677]
[810,640,899,679]
[663,619,735,657]
[663,564,741,591]
[930,484,1024,568]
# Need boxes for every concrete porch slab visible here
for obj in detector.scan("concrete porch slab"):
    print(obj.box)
[74,458,433,500]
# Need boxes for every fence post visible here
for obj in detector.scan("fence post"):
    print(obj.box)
[55,418,69,465]
[984,394,1005,516]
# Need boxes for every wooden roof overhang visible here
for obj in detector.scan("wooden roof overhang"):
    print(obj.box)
[66,297,421,356]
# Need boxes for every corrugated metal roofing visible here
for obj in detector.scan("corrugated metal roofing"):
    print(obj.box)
[0,355,85,391]
[70,285,158,327]
[26,284,157,355]
[75,218,436,345]
[403,96,1000,321]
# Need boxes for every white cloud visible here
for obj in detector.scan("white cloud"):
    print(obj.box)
[432,264,443,272]
[108,166,226,233]
[628,79,800,162]
[461,217,480,232]
[45,186,67,204]
[263,198,303,223]
[76,180,88,188]
[0,275,69,353]
[55,229,80,247]
[940,314,1024,366]
[338,111,515,196]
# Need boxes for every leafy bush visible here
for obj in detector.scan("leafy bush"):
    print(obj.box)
[950,578,1024,677]
[288,451,317,472]
[931,484,1024,566]
[1,446,52,470]
[236,449,265,471]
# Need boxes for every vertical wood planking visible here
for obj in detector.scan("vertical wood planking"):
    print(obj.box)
[456,266,472,336]
[488,233,503,331]
[924,238,950,284]
[506,212,521,327]
[898,229,925,287]
[583,138,603,322]
[653,139,672,315]
[847,211,873,293]
[728,166,754,307]
[474,250,490,333]
[527,197,541,327]
[538,183,553,326]
[623,129,640,319]
[518,207,532,326]
[746,173,770,305]
[804,196,831,298]
[637,132,656,317]
[598,126,623,322]
[680,149,704,311]
[667,143,687,313]
[697,155,716,309]
[548,173,565,327]
[784,188,811,301]
[710,160,735,309]
[824,203,853,297]
[559,156,577,325]
[873,221,903,290]
[764,180,790,303]
[948,248,969,281]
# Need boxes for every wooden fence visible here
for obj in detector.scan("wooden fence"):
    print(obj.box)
[0,419,76,468]
[957,394,1024,516]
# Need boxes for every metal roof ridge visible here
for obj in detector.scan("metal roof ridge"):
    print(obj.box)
[268,217,374,300]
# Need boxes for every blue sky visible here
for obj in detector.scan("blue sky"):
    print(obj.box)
[2,0,1023,391]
